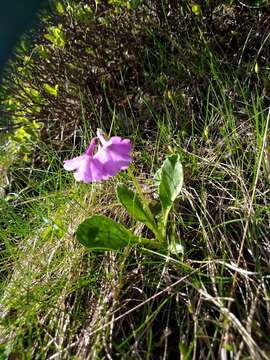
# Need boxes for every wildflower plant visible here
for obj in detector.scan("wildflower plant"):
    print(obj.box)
[64,130,183,254]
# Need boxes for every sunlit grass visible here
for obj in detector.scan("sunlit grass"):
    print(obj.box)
[1,76,270,358]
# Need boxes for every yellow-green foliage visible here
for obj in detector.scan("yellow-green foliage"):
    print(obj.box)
[2,93,42,160]
[108,0,141,10]
[44,24,66,49]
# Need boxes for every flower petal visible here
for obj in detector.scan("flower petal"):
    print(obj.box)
[85,138,98,156]
[96,128,109,146]
[74,156,106,183]
[94,136,132,177]
[63,155,86,171]
[96,138,132,163]
[64,131,132,183]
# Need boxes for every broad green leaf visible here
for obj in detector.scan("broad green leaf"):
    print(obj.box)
[158,154,183,211]
[76,215,140,251]
[148,199,162,217]
[154,167,161,185]
[117,184,156,231]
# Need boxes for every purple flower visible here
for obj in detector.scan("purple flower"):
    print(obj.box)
[63,129,132,183]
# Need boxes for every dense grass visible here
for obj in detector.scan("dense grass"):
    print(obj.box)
[1,1,270,359]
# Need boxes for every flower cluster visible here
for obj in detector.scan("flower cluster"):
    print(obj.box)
[64,129,132,183]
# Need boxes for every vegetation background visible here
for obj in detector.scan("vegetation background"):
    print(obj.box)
[0,0,270,358]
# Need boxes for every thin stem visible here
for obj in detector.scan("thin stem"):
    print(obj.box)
[127,166,161,240]
[159,207,170,242]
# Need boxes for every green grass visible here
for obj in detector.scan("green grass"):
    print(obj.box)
[1,1,270,359]
[1,79,270,358]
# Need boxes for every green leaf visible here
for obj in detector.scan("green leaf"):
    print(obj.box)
[117,184,156,231]
[36,44,50,59]
[191,3,201,16]
[148,199,162,217]
[25,87,42,102]
[73,4,93,24]
[131,0,141,9]
[44,25,65,48]
[76,215,140,251]
[168,242,184,255]
[154,167,162,185]
[55,1,65,14]
[158,154,183,212]
[223,343,234,352]
[43,83,59,97]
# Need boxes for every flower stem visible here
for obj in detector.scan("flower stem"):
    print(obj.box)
[159,208,170,242]
[127,166,161,241]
